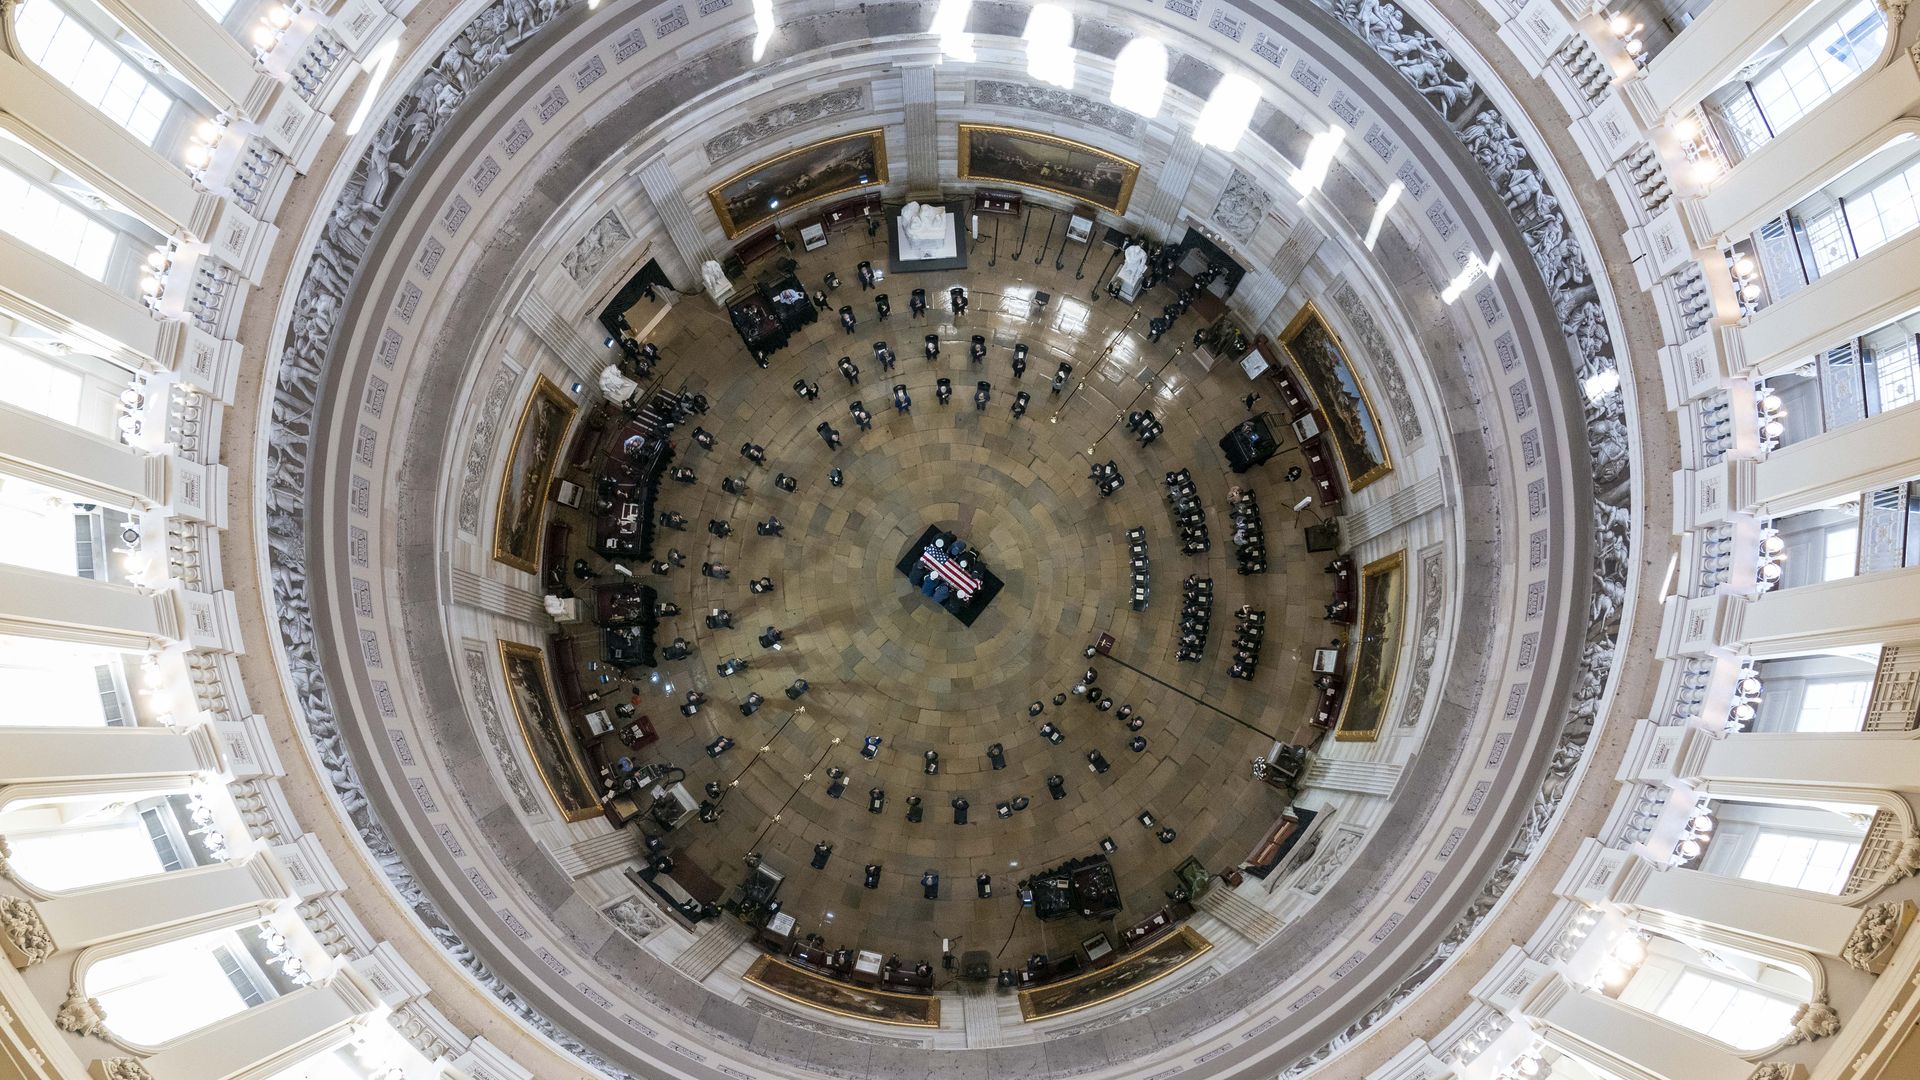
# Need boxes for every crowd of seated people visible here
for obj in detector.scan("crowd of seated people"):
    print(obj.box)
[1228,605,1265,681]
[1227,485,1267,574]
[1164,469,1210,554]
[1176,576,1214,662]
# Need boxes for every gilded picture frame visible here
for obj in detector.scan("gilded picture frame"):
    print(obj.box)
[491,375,577,573]
[744,956,941,1027]
[1279,302,1393,493]
[497,640,599,822]
[1334,551,1406,743]
[957,124,1138,215]
[1016,925,1212,1021]
[706,129,888,238]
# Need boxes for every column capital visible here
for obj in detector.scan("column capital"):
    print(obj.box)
[92,1059,156,1080]
[1747,1065,1807,1080]
[1842,899,1917,973]
[1,894,55,967]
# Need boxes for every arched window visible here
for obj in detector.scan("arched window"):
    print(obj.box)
[0,473,145,580]
[11,0,176,145]
[1601,927,1811,1052]
[1023,4,1074,89]
[1748,649,1878,732]
[0,633,140,727]
[0,785,228,892]
[1111,38,1167,118]
[1693,795,1873,894]
[84,922,290,1047]
[1194,73,1260,153]
[0,159,119,281]
[1703,0,1887,160]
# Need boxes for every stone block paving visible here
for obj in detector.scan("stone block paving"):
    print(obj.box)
[580,228,1329,967]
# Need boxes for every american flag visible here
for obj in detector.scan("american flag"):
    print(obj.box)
[920,546,982,595]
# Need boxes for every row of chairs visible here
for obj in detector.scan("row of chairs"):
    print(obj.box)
[1228,486,1267,574]
[1176,575,1214,662]
[1165,468,1210,554]
[1228,606,1267,680]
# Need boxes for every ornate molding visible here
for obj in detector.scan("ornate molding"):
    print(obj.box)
[1748,1064,1802,1080]
[56,991,109,1040]
[971,80,1140,138]
[702,86,866,162]
[1786,998,1841,1044]
[560,209,632,284]
[98,1058,156,1080]
[0,895,53,967]
[1842,900,1915,973]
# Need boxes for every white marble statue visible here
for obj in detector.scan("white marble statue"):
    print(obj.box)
[1115,243,1148,293]
[900,201,947,243]
[701,258,730,303]
[598,364,639,405]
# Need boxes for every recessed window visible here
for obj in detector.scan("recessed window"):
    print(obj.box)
[1110,38,1167,118]
[1023,4,1074,89]
[1195,73,1260,153]
[0,165,118,281]
[13,1,174,145]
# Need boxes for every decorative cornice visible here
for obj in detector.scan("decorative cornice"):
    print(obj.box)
[98,1058,156,1080]
[55,991,110,1040]
[1786,998,1841,1045]
[1842,900,1915,974]
[0,895,53,967]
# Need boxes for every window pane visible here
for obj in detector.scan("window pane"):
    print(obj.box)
[0,163,120,281]
[1656,970,1797,1050]
[1797,677,1871,732]
[1748,1,1887,136]
[1823,524,1859,580]
[13,2,175,146]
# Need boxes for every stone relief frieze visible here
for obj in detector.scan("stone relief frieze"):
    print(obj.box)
[1210,168,1271,243]
[462,644,543,817]
[702,86,866,163]
[457,365,519,534]
[601,896,663,944]
[1279,3,1635,1075]
[1329,278,1422,443]
[560,209,632,284]
[972,80,1140,138]
[264,0,1634,1075]
[1399,545,1444,727]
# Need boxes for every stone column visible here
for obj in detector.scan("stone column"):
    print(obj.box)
[89,0,275,119]
[1698,731,1920,793]
[1136,135,1204,236]
[0,53,209,237]
[134,967,381,1080]
[0,564,190,652]
[1733,227,1920,379]
[1232,268,1286,328]
[900,64,938,197]
[1300,758,1404,797]
[1752,405,1920,517]
[1523,973,1795,1080]
[515,295,605,385]
[29,856,293,959]
[1734,567,1920,656]
[1698,60,1920,243]
[1268,221,1327,295]
[0,404,168,512]
[1340,472,1446,548]
[1617,861,1886,962]
[0,725,222,787]
[1630,0,1818,126]
[636,154,712,285]
[0,233,165,367]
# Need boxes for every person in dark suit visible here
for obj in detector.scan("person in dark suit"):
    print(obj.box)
[839,305,857,334]
[874,341,896,370]
[817,422,841,449]
[875,294,890,320]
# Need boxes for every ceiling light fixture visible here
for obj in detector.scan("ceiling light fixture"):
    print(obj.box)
[1110,37,1166,117]
[1194,72,1260,152]
[1024,4,1075,89]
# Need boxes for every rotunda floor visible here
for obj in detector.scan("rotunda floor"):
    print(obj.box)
[564,232,1325,967]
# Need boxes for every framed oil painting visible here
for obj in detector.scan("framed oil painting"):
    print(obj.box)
[1335,552,1406,743]
[1017,925,1212,1021]
[707,129,887,238]
[957,125,1138,215]
[492,375,576,573]
[745,956,941,1027]
[1280,302,1393,492]
[497,640,598,822]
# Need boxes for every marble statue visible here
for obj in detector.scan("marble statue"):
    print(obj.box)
[900,200,946,243]
[1115,243,1148,294]
[599,364,639,405]
[701,258,730,303]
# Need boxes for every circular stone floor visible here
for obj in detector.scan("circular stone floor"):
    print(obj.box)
[561,234,1329,967]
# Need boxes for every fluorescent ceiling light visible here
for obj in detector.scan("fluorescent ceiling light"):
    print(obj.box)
[932,0,974,61]
[1289,126,1345,198]
[1194,72,1259,152]
[753,0,775,60]
[345,34,401,136]
[1024,4,1075,89]
[1363,180,1403,250]
[1110,37,1166,117]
